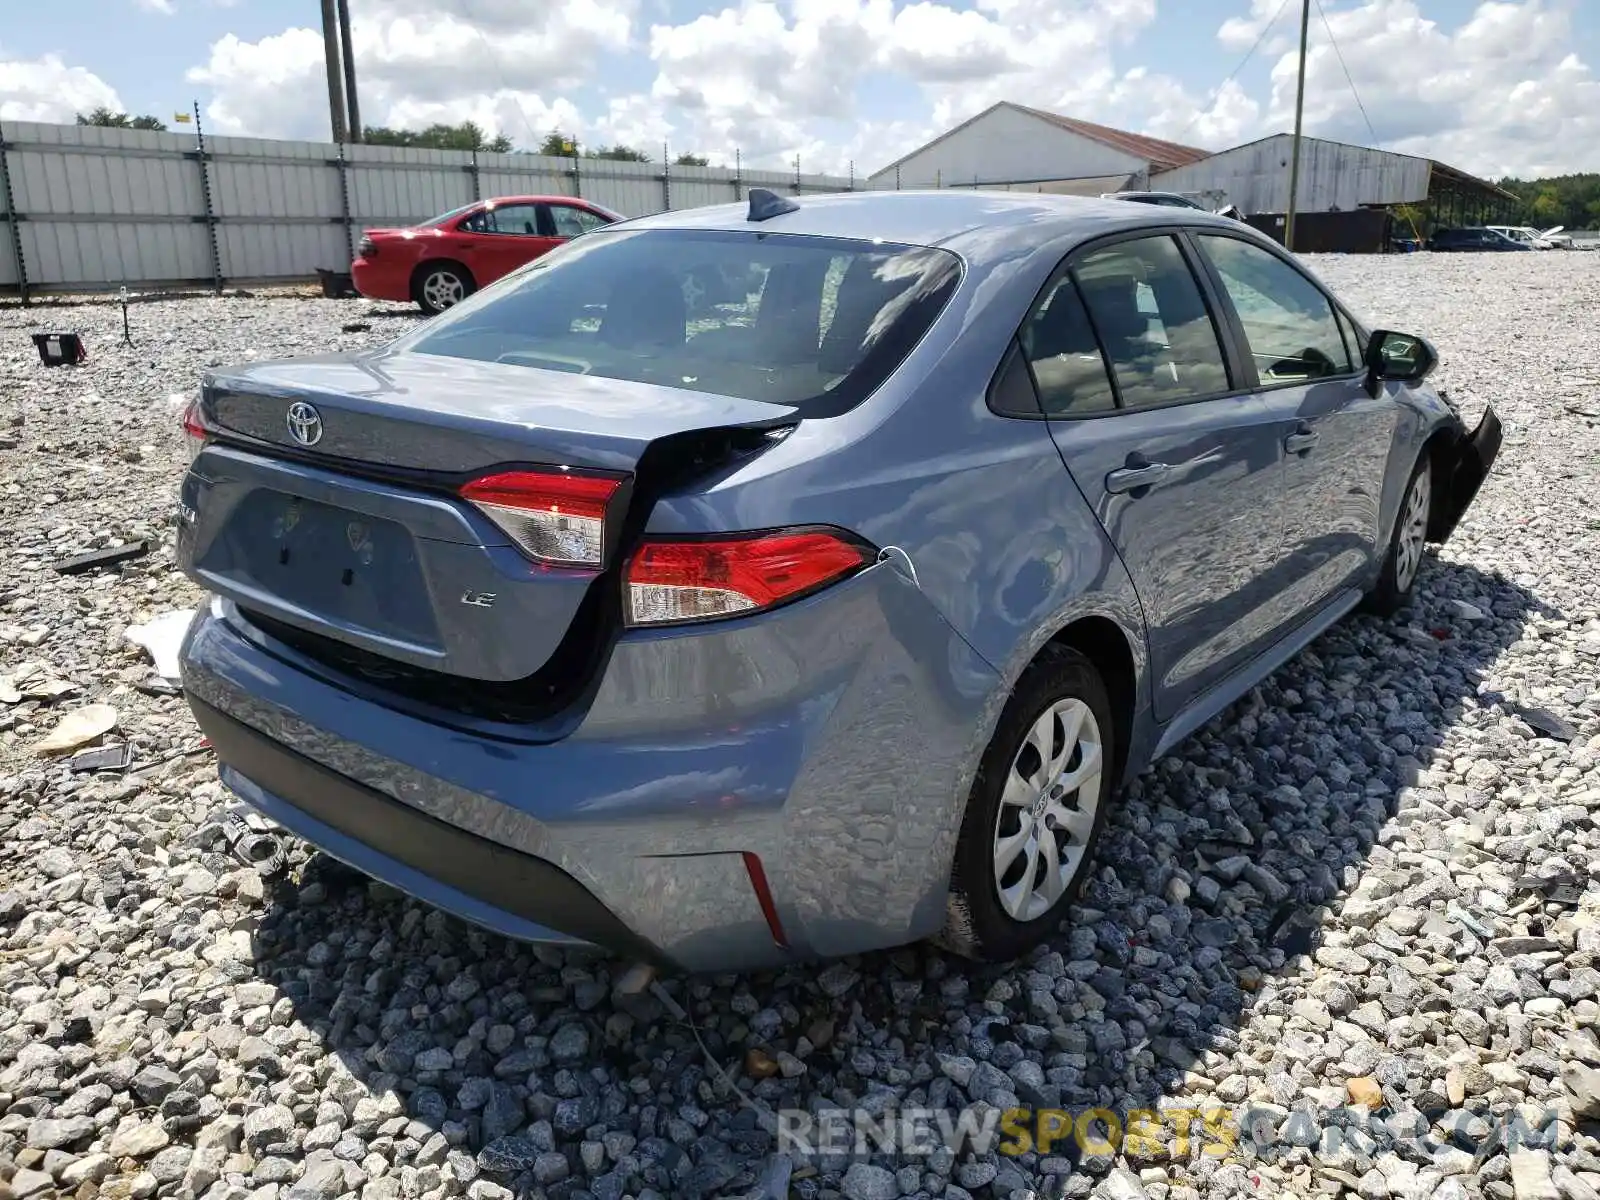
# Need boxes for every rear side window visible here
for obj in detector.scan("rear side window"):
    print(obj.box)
[396,229,961,417]
[1195,234,1353,382]
[1019,274,1116,416]
[1072,235,1231,410]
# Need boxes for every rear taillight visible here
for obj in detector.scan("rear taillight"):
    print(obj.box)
[358,235,375,258]
[460,469,624,568]
[624,528,873,627]
[181,395,209,464]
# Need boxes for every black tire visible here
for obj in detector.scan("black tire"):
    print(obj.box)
[414,262,474,315]
[1364,453,1434,617]
[939,646,1117,963]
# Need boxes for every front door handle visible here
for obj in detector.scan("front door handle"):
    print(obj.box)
[1285,426,1318,455]
[1106,462,1171,494]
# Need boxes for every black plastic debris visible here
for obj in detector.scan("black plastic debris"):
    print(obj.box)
[1513,871,1586,905]
[316,268,357,299]
[68,743,133,773]
[54,541,149,575]
[32,331,87,367]
[341,321,372,333]
[1508,702,1578,742]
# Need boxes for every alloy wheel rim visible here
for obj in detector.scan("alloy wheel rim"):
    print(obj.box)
[1395,468,1431,592]
[424,272,464,310]
[992,697,1103,923]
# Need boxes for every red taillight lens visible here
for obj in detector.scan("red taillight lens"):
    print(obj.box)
[624,528,873,627]
[182,396,209,464]
[460,469,624,568]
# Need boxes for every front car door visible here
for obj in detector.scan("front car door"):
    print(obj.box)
[544,202,614,242]
[1029,231,1292,721]
[473,201,557,285]
[1188,231,1397,614]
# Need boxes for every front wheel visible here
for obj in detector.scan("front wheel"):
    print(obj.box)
[415,263,474,315]
[1365,454,1433,616]
[940,646,1116,963]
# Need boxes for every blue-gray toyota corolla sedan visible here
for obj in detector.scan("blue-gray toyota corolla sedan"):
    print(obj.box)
[176,190,1500,972]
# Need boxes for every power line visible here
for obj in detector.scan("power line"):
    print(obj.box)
[1173,0,1294,147]
[451,0,545,149]
[1314,0,1380,146]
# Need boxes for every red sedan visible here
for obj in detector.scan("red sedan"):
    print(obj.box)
[351,195,623,314]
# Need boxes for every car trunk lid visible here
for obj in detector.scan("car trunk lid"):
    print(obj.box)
[181,351,797,684]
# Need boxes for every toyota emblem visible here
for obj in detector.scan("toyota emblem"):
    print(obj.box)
[286,401,323,447]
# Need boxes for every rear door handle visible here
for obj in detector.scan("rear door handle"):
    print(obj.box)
[1106,462,1171,494]
[1285,427,1319,455]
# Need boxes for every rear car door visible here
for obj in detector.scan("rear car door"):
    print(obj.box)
[1029,231,1291,721]
[1188,231,1396,614]
[475,202,557,284]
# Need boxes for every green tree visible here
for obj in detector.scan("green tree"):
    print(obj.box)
[585,143,651,162]
[538,130,579,157]
[1497,172,1600,230]
[674,152,710,167]
[361,121,512,153]
[76,107,167,131]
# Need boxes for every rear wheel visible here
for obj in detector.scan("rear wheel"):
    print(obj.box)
[1365,455,1433,616]
[415,263,474,315]
[940,647,1115,963]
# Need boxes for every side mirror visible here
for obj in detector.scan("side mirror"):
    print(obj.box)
[1365,329,1438,394]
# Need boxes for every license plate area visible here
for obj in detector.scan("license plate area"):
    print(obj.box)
[205,490,437,646]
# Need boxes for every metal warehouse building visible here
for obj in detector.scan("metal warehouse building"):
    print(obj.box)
[867,101,1211,196]
[1152,133,1519,227]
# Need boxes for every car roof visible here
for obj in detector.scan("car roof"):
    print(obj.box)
[616,189,1247,263]
[480,195,597,206]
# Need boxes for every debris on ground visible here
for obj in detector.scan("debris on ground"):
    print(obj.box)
[52,539,149,575]
[31,703,118,755]
[124,607,195,682]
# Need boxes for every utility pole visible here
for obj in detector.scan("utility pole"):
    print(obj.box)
[336,0,361,142]
[320,0,348,143]
[1284,0,1311,252]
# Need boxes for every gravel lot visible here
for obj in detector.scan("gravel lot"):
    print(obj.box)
[2,252,1599,1200]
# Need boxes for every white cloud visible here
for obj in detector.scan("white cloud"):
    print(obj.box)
[135,0,177,13]
[1250,0,1600,178]
[42,0,1591,182]
[185,1,633,144]
[0,51,122,124]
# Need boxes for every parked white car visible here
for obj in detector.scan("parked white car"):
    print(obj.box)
[1487,224,1571,250]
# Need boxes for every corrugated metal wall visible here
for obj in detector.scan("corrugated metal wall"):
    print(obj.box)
[1152,135,1432,216]
[0,121,852,296]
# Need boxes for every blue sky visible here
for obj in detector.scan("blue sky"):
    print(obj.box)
[3,1,1598,178]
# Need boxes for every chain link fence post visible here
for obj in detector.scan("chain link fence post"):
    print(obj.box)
[0,131,28,305]
[192,102,223,294]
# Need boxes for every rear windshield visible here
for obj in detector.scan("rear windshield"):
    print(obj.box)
[394,228,963,417]
[421,203,477,227]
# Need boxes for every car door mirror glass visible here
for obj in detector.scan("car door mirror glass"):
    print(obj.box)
[1366,330,1437,383]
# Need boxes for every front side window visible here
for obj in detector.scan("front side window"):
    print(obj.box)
[1071,235,1231,409]
[1019,273,1116,416]
[547,204,611,238]
[1196,234,1352,382]
[395,229,961,417]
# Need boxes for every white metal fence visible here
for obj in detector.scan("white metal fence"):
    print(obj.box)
[0,121,856,300]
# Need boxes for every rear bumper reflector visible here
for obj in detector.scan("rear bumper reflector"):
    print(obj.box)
[742,851,788,948]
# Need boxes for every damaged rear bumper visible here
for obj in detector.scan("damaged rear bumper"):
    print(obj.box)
[1430,403,1502,543]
